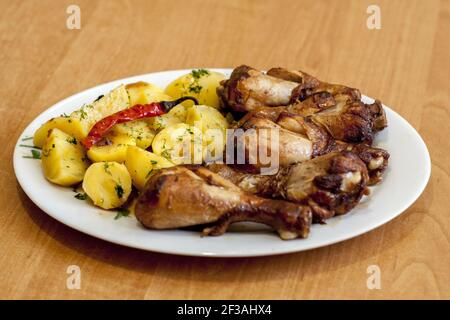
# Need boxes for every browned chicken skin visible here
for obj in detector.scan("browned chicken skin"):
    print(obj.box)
[219,65,387,144]
[135,166,312,240]
[207,151,370,223]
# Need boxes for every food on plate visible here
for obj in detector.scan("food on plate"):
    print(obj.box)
[31,66,390,240]
[146,103,187,132]
[82,96,198,149]
[151,123,203,164]
[87,132,136,163]
[165,69,226,108]
[125,146,174,190]
[35,84,130,150]
[206,151,370,223]
[82,162,132,209]
[112,120,156,150]
[135,166,312,240]
[33,116,86,148]
[41,128,89,186]
[125,81,169,106]
[185,104,228,161]
[185,104,228,132]
[72,85,130,137]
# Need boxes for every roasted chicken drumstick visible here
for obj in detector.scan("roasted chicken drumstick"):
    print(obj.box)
[219,65,387,144]
[207,151,370,223]
[135,166,312,240]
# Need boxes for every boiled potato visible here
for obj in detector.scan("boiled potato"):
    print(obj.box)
[185,105,228,132]
[152,123,203,164]
[41,128,89,186]
[186,105,228,162]
[202,128,226,162]
[146,101,188,132]
[125,146,174,190]
[82,162,132,209]
[71,85,130,136]
[34,116,87,148]
[125,81,170,106]
[147,112,183,132]
[165,69,226,108]
[125,81,187,132]
[87,133,136,163]
[112,120,155,149]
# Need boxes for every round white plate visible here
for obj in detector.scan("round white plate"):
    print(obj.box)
[13,69,431,257]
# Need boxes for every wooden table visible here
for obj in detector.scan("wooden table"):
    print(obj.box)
[1,0,449,299]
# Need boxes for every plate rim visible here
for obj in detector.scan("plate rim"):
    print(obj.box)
[13,68,431,257]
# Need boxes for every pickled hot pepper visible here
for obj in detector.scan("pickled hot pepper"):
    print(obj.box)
[82,96,198,149]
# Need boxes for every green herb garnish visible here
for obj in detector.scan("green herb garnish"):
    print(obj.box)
[188,84,202,94]
[114,208,130,220]
[66,137,77,145]
[103,162,111,174]
[74,193,88,200]
[191,69,209,79]
[23,149,41,159]
[115,184,124,199]
[94,95,104,102]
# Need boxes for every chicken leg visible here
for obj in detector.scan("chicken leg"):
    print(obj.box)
[207,151,370,223]
[135,166,312,240]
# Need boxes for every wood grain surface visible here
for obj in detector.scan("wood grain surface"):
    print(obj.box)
[0,0,449,299]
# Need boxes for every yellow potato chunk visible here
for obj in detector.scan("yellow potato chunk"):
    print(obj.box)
[41,128,89,186]
[82,162,132,209]
[125,81,172,106]
[167,103,189,121]
[125,81,189,132]
[185,104,228,132]
[125,146,174,190]
[152,123,203,164]
[87,133,136,163]
[165,69,226,108]
[186,105,228,162]
[146,100,188,132]
[112,120,155,149]
[34,116,87,148]
[147,111,183,132]
[71,85,130,136]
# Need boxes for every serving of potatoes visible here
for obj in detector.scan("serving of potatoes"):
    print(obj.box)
[34,69,230,212]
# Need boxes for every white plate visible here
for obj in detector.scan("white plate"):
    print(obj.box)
[13,69,431,257]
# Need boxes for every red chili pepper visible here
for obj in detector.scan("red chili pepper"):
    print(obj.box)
[82,96,198,149]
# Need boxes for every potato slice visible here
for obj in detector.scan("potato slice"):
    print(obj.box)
[71,85,130,136]
[185,105,228,162]
[41,128,89,186]
[34,116,87,148]
[168,103,189,121]
[82,162,132,209]
[125,146,174,190]
[125,81,188,132]
[146,100,188,132]
[147,111,182,132]
[185,104,228,132]
[152,123,203,164]
[125,81,169,106]
[165,69,226,108]
[87,133,136,163]
[112,120,155,149]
